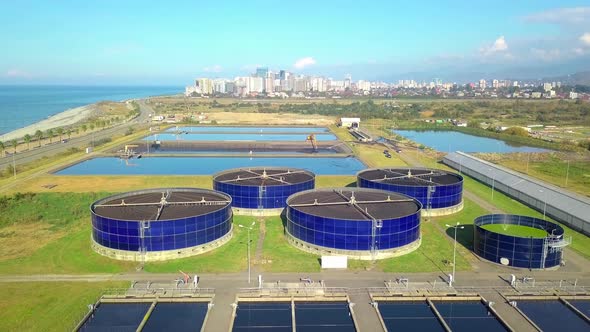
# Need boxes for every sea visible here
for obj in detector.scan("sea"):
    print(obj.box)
[0,85,181,136]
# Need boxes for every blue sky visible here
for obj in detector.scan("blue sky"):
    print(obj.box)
[1,0,590,84]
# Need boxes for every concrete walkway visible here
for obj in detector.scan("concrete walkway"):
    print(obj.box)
[348,290,385,332]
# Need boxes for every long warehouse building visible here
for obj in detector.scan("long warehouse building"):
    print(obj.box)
[443,151,590,236]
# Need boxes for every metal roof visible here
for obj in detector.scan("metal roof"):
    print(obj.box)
[214,167,314,186]
[287,188,420,220]
[92,188,231,221]
[357,168,462,186]
[443,152,590,226]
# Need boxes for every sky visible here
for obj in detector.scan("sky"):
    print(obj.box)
[1,0,590,85]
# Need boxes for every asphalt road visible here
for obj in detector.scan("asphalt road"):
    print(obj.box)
[0,100,154,170]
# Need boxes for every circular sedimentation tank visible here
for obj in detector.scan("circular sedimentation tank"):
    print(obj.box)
[285,187,422,260]
[91,188,233,262]
[213,167,315,216]
[357,167,464,216]
[473,214,567,269]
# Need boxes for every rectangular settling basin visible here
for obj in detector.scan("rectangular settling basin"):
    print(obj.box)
[142,302,209,331]
[145,133,337,142]
[377,301,445,332]
[165,126,330,133]
[55,156,366,175]
[78,303,150,331]
[517,300,589,331]
[233,302,292,331]
[434,301,507,332]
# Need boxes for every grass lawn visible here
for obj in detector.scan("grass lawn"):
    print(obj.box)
[11,175,214,193]
[480,224,548,238]
[373,221,471,273]
[315,175,356,188]
[0,281,127,332]
[498,158,590,197]
[259,216,321,272]
[432,198,489,252]
[0,192,133,274]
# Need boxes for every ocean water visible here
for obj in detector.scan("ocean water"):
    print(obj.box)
[0,85,181,135]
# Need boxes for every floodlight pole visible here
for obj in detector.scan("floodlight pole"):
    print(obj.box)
[565,160,570,187]
[539,189,547,220]
[238,221,256,284]
[488,168,495,201]
[445,222,464,286]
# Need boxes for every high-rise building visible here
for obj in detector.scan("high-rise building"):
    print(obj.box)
[196,78,213,94]
[247,76,264,93]
[264,77,274,93]
[344,76,352,90]
[357,80,371,91]
[492,79,499,89]
[212,79,226,94]
[279,70,286,80]
[293,78,308,92]
[256,67,268,78]
[479,79,486,90]
[225,82,236,94]
[311,77,325,92]
[543,83,552,92]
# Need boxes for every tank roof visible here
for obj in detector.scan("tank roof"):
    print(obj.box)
[358,168,462,186]
[287,188,421,220]
[214,167,314,186]
[92,188,231,221]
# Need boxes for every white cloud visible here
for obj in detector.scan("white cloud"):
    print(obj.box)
[490,36,508,52]
[293,57,316,69]
[480,36,509,56]
[203,65,223,73]
[573,47,586,55]
[524,7,590,25]
[5,69,32,78]
[580,32,590,46]
[530,48,561,61]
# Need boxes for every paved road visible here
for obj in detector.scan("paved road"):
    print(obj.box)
[0,100,154,170]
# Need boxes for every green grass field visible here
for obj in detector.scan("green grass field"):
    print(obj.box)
[498,157,590,197]
[480,224,548,238]
[0,282,127,332]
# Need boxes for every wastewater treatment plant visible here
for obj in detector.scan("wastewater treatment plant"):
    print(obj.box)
[2,122,590,332]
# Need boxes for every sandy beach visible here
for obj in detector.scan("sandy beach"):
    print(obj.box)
[0,104,97,142]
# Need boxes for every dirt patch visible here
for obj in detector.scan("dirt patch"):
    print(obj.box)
[0,222,66,261]
[207,112,336,126]
[420,110,435,118]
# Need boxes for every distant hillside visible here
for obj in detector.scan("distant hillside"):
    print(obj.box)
[540,71,590,86]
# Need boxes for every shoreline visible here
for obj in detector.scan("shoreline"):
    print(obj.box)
[0,92,180,143]
[0,104,98,142]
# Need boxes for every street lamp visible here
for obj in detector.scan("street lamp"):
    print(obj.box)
[539,189,547,220]
[445,222,464,286]
[488,168,495,201]
[565,160,570,187]
[238,221,256,284]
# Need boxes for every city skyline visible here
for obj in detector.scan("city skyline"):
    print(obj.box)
[1,1,590,85]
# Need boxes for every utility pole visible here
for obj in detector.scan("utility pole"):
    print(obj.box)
[238,221,256,283]
[445,222,464,286]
